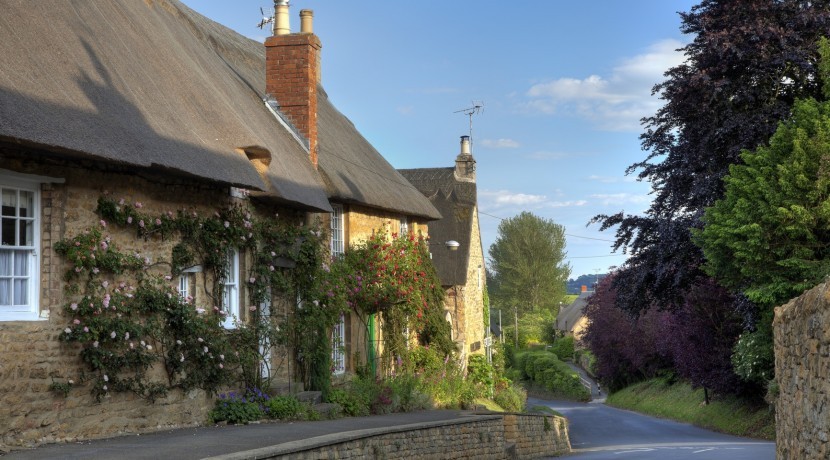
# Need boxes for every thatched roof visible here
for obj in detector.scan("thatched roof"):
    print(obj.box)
[0,0,333,211]
[398,167,477,285]
[555,291,592,332]
[317,92,441,219]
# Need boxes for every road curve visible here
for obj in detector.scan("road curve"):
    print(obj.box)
[529,397,775,460]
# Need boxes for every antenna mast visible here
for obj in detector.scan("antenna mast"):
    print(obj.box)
[257,2,276,32]
[454,101,483,152]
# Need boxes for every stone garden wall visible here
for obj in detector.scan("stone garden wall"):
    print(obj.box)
[208,413,570,460]
[774,279,830,459]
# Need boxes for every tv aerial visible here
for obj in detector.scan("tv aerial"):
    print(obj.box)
[257,5,275,31]
[454,101,484,152]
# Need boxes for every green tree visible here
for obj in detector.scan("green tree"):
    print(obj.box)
[694,38,830,384]
[488,212,570,318]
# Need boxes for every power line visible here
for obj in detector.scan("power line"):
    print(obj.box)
[478,210,615,243]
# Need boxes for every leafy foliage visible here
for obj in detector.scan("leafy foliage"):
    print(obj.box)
[581,276,670,391]
[696,96,830,308]
[593,0,830,316]
[549,335,575,361]
[583,275,748,396]
[512,350,590,401]
[320,228,454,370]
[488,212,570,316]
[655,280,747,395]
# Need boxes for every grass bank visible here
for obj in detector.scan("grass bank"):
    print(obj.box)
[606,377,775,440]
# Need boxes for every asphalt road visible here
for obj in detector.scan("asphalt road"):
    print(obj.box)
[530,397,775,459]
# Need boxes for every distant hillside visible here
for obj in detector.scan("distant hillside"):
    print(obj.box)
[567,274,607,294]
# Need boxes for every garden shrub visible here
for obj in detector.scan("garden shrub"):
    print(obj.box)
[513,350,590,401]
[550,336,575,361]
[493,380,526,412]
[266,395,304,420]
[209,391,264,424]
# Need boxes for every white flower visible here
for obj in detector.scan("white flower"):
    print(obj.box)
[110,331,117,339]
[64,327,72,334]
[70,303,78,310]
[103,375,109,382]
[93,341,99,348]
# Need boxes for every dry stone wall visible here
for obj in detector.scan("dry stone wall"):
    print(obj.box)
[774,279,830,459]
[214,413,570,460]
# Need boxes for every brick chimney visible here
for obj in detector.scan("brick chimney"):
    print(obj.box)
[454,135,476,182]
[265,2,321,168]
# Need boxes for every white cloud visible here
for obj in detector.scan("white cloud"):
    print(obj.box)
[480,138,520,149]
[480,190,588,210]
[481,190,548,207]
[589,193,651,206]
[587,174,638,184]
[522,39,686,131]
[396,106,414,115]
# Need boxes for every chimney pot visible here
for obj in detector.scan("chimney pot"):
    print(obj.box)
[274,0,290,35]
[581,285,587,292]
[300,9,314,33]
[459,135,471,155]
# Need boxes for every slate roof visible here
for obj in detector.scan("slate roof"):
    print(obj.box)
[555,291,592,332]
[0,0,333,212]
[398,167,477,286]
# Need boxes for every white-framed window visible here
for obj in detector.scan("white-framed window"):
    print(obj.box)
[178,274,190,300]
[330,204,344,258]
[221,249,240,329]
[399,216,408,237]
[0,176,40,321]
[332,313,345,375]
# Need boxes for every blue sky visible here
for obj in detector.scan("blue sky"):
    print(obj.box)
[186,0,697,277]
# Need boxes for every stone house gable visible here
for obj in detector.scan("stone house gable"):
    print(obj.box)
[398,136,489,366]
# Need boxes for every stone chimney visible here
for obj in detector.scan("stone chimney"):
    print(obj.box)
[265,2,321,168]
[454,135,476,182]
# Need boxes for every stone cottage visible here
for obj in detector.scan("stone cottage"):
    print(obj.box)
[555,288,592,342]
[399,136,488,366]
[0,0,438,448]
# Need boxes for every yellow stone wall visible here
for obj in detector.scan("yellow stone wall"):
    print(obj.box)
[445,206,487,364]
[0,156,301,448]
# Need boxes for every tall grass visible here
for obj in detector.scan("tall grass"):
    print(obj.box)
[607,377,775,440]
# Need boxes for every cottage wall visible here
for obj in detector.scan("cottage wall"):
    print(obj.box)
[0,155,300,448]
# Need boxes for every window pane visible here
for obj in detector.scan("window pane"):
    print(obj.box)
[13,279,27,305]
[1,189,15,216]
[13,251,27,276]
[0,250,10,275]
[19,191,33,218]
[20,220,33,246]
[0,279,9,305]
[1,218,14,245]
